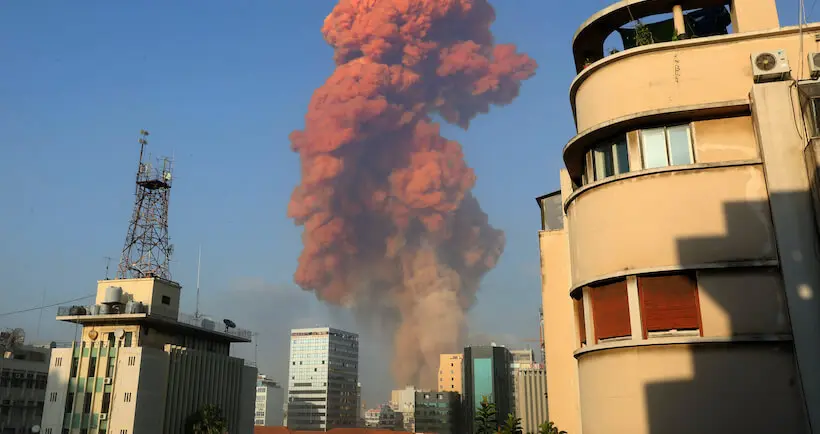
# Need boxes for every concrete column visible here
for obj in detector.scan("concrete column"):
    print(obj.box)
[672,5,686,37]
[752,81,820,433]
[626,276,643,339]
[731,0,780,33]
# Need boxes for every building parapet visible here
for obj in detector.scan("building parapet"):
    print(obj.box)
[55,305,253,342]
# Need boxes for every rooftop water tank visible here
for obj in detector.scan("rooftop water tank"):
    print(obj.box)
[125,301,137,314]
[200,319,215,330]
[134,302,146,313]
[98,304,111,315]
[88,305,101,316]
[103,286,123,305]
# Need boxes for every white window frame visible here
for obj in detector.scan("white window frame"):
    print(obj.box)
[640,124,695,169]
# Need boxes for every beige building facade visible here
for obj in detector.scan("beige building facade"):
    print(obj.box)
[40,277,257,434]
[513,365,548,434]
[437,354,463,394]
[538,0,820,433]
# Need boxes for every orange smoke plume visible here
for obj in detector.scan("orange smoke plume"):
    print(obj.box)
[288,0,537,388]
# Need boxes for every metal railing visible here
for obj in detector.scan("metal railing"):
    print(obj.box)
[55,306,253,340]
[177,312,253,340]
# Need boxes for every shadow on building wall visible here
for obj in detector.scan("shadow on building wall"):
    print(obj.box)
[644,192,817,433]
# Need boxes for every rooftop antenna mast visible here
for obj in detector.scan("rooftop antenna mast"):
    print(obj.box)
[103,256,114,280]
[195,245,202,319]
[117,129,175,280]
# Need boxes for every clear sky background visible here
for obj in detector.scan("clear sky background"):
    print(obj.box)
[0,0,804,407]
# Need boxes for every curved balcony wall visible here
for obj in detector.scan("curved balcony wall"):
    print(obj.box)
[570,26,820,133]
[566,163,775,288]
[576,343,807,434]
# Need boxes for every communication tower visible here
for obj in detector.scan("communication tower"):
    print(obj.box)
[117,130,175,280]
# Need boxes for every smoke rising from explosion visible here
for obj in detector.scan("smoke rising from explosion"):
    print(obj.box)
[288,0,537,388]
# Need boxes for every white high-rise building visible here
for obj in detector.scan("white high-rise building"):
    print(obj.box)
[255,374,284,426]
[286,327,359,431]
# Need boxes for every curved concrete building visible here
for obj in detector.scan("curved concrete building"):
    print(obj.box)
[538,0,820,433]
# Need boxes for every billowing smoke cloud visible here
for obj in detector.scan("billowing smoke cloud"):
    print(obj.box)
[288,0,537,388]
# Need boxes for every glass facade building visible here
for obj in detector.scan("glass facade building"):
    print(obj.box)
[414,391,462,434]
[286,327,359,431]
[462,345,513,434]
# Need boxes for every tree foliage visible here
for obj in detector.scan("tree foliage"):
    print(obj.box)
[535,421,567,434]
[185,404,228,434]
[500,413,523,434]
[474,396,498,434]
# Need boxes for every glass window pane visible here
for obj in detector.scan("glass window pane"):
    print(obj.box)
[641,128,668,169]
[614,138,629,174]
[667,125,693,165]
[593,145,614,180]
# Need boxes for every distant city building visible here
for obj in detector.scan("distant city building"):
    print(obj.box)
[364,403,401,429]
[287,327,359,431]
[414,390,462,434]
[390,386,419,432]
[0,330,51,434]
[509,349,537,418]
[463,345,513,434]
[40,277,257,434]
[256,374,285,426]
[513,364,548,434]
[437,353,463,394]
[510,349,536,369]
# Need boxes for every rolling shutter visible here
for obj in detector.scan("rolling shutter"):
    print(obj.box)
[589,280,631,342]
[638,274,701,337]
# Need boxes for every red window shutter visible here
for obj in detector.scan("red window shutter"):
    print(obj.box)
[574,297,586,345]
[590,280,631,342]
[638,274,701,336]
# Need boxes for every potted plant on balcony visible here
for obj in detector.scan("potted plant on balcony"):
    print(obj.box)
[635,21,654,46]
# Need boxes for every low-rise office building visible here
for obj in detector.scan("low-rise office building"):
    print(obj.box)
[40,277,257,434]
[414,391,461,434]
[0,336,51,434]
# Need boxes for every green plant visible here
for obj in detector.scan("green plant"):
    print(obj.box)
[185,404,228,434]
[474,396,498,434]
[536,421,567,434]
[635,22,654,46]
[500,413,523,434]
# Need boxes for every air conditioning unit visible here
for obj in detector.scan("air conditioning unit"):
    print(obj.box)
[100,413,108,420]
[752,50,791,83]
[103,378,112,385]
[810,52,820,79]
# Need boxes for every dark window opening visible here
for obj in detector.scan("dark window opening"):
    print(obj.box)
[70,357,79,378]
[65,392,74,414]
[83,392,92,413]
[161,295,171,305]
[574,296,586,346]
[101,392,111,413]
[87,357,96,377]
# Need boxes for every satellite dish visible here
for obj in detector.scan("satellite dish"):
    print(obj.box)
[31,425,41,433]
[114,329,125,339]
[223,319,236,329]
[87,330,99,341]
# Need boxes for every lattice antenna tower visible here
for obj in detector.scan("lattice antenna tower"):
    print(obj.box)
[117,130,175,280]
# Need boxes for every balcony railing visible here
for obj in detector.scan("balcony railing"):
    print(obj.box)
[55,305,253,340]
[177,312,253,340]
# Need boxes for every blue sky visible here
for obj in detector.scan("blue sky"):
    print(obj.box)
[0,1,802,405]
